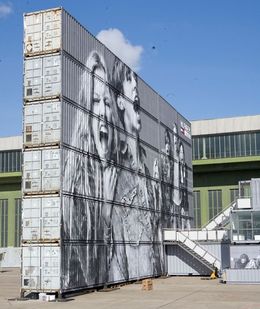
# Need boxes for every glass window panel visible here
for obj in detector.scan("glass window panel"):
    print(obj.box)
[220,135,225,158]
[235,134,241,157]
[256,132,260,155]
[215,136,220,158]
[0,199,8,247]
[251,132,256,156]
[199,137,203,160]
[225,134,230,157]
[245,133,251,156]
[14,199,21,247]
[230,134,236,157]
[230,188,239,203]
[240,134,246,157]
[208,190,222,221]
[193,191,201,228]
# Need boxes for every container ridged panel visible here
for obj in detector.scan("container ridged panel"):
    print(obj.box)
[22,7,193,294]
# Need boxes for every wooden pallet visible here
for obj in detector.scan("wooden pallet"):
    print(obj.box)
[142,279,153,291]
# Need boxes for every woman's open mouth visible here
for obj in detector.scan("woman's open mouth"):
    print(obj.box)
[99,125,108,152]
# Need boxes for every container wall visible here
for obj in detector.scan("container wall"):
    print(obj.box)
[24,100,61,146]
[225,269,260,284]
[22,245,61,290]
[230,245,260,269]
[23,149,60,193]
[24,8,61,55]
[22,7,193,292]
[59,7,193,290]
[200,242,230,269]
[166,245,211,276]
[61,242,163,290]
[22,197,60,241]
[24,54,61,100]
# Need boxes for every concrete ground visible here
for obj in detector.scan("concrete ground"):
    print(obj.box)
[1,268,260,309]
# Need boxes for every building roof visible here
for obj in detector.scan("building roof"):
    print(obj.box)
[0,136,22,151]
[192,115,260,136]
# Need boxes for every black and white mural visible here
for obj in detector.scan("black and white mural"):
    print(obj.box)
[61,50,193,289]
[231,246,260,269]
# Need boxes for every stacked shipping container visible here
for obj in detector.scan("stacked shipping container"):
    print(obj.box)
[22,8,193,295]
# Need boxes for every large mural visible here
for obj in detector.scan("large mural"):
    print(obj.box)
[61,50,192,289]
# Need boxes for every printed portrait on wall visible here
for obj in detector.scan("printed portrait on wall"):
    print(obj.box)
[62,49,191,287]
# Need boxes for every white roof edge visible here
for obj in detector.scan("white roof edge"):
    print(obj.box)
[0,136,22,151]
[191,115,260,136]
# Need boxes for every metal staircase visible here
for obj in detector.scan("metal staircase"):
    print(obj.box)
[202,201,236,231]
[164,230,221,271]
[177,231,221,271]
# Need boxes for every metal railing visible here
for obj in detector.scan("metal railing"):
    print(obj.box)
[164,229,221,269]
[164,228,229,242]
[201,201,236,230]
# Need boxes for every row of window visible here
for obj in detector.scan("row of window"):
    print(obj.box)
[193,189,239,228]
[0,199,21,247]
[192,131,260,160]
[0,150,22,173]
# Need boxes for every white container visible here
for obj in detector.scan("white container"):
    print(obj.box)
[22,245,60,290]
[22,197,60,241]
[22,246,41,289]
[24,8,61,55]
[23,149,60,193]
[24,55,61,100]
[24,100,61,146]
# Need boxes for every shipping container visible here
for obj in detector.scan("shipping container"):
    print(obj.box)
[225,269,260,284]
[24,8,62,55]
[24,54,61,100]
[22,245,60,291]
[23,149,60,193]
[22,7,193,295]
[166,242,230,276]
[22,197,60,241]
[24,100,61,146]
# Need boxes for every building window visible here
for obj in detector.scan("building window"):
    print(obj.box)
[193,131,260,160]
[208,190,222,221]
[193,191,201,228]
[14,199,22,247]
[0,150,22,173]
[0,200,8,247]
[230,188,239,204]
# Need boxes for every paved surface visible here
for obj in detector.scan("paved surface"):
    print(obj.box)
[1,268,260,309]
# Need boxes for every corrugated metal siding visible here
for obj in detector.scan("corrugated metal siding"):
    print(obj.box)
[22,7,193,293]
[225,269,260,284]
[166,245,210,275]
[200,242,230,269]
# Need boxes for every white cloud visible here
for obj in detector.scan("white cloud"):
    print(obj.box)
[97,28,143,72]
[0,2,13,18]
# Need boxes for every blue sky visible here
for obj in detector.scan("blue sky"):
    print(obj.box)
[0,0,260,137]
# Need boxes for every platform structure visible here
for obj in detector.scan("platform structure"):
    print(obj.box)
[164,178,260,284]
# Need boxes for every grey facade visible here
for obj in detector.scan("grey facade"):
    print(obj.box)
[22,8,193,293]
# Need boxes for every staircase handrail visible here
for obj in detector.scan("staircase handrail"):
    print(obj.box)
[177,231,220,266]
[177,230,220,263]
[201,200,236,229]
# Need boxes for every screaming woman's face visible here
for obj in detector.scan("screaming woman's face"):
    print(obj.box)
[92,67,112,160]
